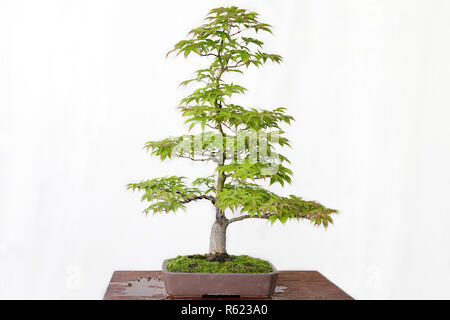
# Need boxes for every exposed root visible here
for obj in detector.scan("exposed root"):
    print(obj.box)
[207,252,231,262]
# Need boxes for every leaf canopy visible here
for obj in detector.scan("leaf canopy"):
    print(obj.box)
[128,6,338,228]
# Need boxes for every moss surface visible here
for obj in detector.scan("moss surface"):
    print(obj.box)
[166,254,273,273]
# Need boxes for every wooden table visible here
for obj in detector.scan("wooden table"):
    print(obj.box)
[104,271,353,300]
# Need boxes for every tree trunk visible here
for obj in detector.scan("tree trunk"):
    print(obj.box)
[208,209,229,261]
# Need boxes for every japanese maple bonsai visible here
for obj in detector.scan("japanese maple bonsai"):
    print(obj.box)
[128,6,337,296]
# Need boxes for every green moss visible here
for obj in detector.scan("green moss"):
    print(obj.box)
[166,254,273,273]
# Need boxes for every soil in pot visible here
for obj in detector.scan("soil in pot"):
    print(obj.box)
[166,254,273,273]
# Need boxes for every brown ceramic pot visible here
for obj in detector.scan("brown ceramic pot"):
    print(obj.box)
[161,259,278,298]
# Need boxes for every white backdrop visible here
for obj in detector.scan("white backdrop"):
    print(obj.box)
[1,0,450,299]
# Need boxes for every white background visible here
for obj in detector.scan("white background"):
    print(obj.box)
[1,0,450,299]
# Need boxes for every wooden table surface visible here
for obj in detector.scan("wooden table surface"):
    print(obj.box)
[104,271,353,300]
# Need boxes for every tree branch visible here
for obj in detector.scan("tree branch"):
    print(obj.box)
[200,53,218,58]
[180,195,216,204]
[230,27,251,37]
[228,60,256,69]
[227,213,312,224]
[220,121,237,134]
[206,124,219,130]
[228,213,273,224]
[178,155,212,162]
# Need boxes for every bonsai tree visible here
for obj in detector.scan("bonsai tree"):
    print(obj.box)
[128,6,338,262]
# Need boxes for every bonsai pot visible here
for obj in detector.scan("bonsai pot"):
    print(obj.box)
[162,259,279,298]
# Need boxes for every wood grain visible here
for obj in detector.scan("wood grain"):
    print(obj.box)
[104,270,353,300]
